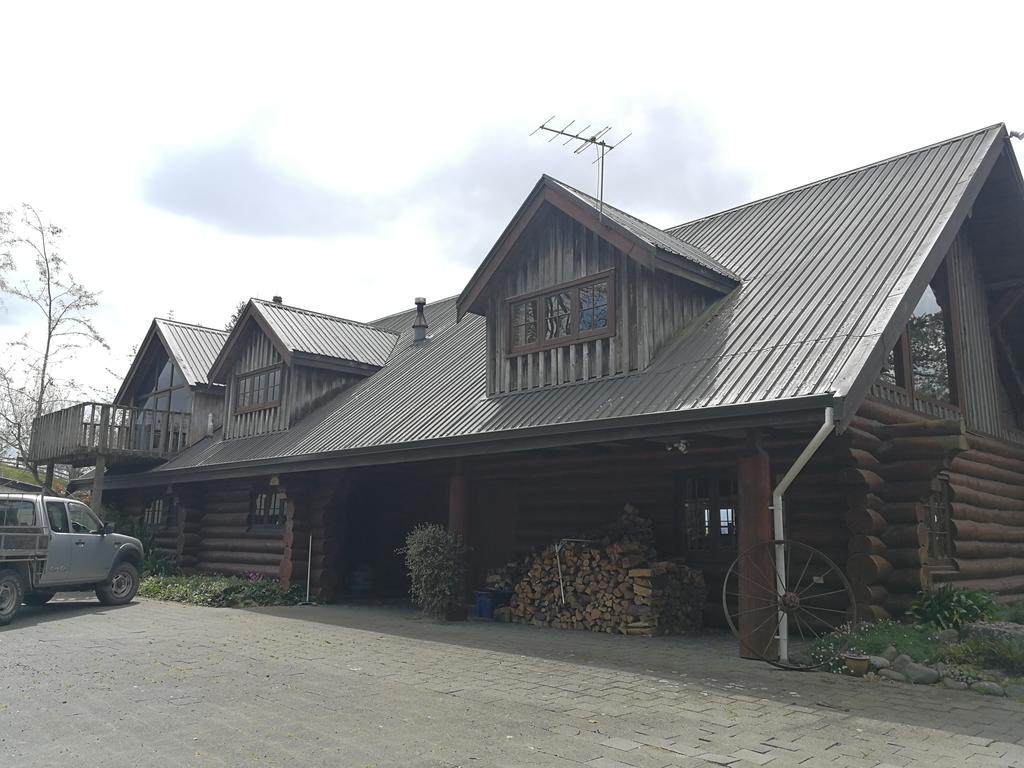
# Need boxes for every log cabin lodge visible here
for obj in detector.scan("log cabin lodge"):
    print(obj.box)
[31,123,1024,649]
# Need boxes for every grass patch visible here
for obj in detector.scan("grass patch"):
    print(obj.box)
[812,621,940,674]
[139,575,303,608]
[939,637,1024,677]
[993,601,1024,626]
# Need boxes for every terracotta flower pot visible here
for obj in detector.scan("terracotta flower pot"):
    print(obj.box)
[843,653,870,677]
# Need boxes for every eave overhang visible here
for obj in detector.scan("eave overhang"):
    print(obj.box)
[75,393,835,491]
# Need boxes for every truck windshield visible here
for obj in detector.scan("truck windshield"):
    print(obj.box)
[0,501,37,527]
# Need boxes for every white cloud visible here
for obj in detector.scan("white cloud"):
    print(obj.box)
[0,0,1022,394]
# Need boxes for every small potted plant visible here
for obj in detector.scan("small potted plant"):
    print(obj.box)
[842,651,870,677]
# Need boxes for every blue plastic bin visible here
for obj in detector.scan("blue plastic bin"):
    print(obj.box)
[475,590,513,618]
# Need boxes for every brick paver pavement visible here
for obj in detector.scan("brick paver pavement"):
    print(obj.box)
[1,597,1022,767]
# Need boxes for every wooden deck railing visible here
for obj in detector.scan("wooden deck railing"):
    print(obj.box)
[867,381,963,421]
[28,402,191,465]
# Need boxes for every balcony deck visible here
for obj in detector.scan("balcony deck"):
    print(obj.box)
[28,402,191,467]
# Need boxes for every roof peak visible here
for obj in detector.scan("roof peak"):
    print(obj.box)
[154,317,228,335]
[251,297,398,336]
[669,123,1006,232]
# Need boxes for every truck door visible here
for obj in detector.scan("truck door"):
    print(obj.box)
[37,501,74,587]
[66,502,114,582]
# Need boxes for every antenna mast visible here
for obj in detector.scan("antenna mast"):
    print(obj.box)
[531,117,631,220]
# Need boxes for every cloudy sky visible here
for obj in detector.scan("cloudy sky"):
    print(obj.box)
[1,1,1022,396]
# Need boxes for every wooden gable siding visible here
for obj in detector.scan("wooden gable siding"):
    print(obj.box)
[223,325,288,439]
[286,366,362,426]
[486,206,717,396]
[946,229,1022,442]
[188,389,224,445]
[223,323,366,440]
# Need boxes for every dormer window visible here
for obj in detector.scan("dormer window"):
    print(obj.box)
[235,366,282,414]
[507,271,615,354]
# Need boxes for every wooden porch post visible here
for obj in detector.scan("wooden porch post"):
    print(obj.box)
[737,433,777,660]
[43,463,55,493]
[448,461,468,538]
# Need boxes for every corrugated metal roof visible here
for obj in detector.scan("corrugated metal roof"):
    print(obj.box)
[140,124,1009,478]
[252,299,398,368]
[155,319,228,387]
[545,176,741,283]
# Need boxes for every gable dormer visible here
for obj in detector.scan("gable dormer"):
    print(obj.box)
[115,318,229,447]
[208,298,398,439]
[457,176,740,396]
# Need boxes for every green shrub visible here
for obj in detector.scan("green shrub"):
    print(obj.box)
[139,575,302,607]
[812,621,939,674]
[908,586,995,630]
[397,523,467,620]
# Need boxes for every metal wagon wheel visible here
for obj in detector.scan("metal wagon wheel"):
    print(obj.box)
[722,540,857,670]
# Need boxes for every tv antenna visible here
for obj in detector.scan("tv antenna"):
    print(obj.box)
[531,116,631,220]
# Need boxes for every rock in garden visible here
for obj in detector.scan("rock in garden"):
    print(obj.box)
[1004,683,1024,700]
[964,622,1024,644]
[904,663,940,685]
[936,628,959,644]
[942,678,968,691]
[881,646,899,662]
[891,654,913,673]
[970,681,1005,696]
[878,669,907,683]
[868,656,890,672]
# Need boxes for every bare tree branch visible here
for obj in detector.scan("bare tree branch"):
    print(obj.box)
[0,204,107,483]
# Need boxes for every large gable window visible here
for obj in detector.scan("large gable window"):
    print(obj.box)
[909,284,955,403]
[508,271,615,353]
[235,366,282,413]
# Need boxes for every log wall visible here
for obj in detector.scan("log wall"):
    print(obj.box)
[851,397,1024,614]
[194,479,283,578]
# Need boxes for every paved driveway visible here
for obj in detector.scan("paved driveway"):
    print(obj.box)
[2,597,1022,767]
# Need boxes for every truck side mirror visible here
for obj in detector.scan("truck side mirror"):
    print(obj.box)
[102,522,115,535]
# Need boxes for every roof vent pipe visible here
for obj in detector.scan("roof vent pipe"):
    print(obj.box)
[272,295,283,304]
[412,297,428,343]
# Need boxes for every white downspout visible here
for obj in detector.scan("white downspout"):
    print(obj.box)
[771,406,835,663]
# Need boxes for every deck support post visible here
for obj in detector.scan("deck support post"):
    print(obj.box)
[91,454,106,514]
[91,405,110,514]
[43,463,55,493]
[737,432,777,660]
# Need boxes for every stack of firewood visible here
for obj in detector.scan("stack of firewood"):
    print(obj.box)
[506,506,705,635]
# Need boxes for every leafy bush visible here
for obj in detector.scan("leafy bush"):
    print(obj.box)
[812,621,939,674]
[139,575,302,607]
[397,523,467,620]
[143,552,181,577]
[908,586,995,630]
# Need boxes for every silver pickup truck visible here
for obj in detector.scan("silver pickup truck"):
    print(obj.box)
[0,493,145,626]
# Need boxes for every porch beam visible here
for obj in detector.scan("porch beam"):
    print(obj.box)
[737,433,776,660]
[448,461,468,538]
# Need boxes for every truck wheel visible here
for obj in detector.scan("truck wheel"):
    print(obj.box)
[96,562,140,606]
[0,570,23,626]
[23,591,56,606]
